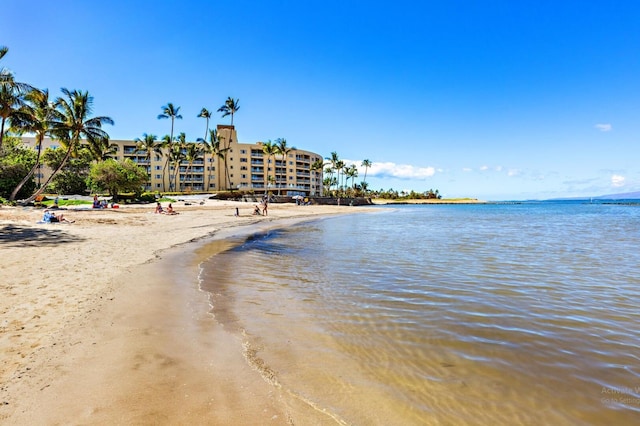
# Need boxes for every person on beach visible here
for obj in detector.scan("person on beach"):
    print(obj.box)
[166,203,179,215]
[253,205,261,215]
[262,200,268,216]
[155,202,164,214]
[43,210,74,223]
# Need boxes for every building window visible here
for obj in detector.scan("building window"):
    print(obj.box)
[155,165,162,170]
[240,149,246,154]
[155,174,162,179]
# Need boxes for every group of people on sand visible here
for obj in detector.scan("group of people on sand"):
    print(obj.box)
[252,199,268,216]
[92,194,119,209]
[154,202,178,215]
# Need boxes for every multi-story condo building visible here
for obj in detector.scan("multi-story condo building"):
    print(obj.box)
[21,125,324,197]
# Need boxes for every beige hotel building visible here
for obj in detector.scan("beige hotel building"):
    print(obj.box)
[21,125,324,197]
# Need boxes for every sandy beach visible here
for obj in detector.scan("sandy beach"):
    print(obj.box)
[0,200,368,425]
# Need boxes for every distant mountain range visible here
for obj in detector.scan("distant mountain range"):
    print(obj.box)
[549,191,640,201]
[593,191,640,200]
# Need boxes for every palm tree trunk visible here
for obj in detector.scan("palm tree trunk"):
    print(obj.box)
[0,116,6,151]
[205,155,210,192]
[162,157,169,192]
[23,145,73,204]
[173,163,180,192]
[223,140,230,191]
[9,134,44,201]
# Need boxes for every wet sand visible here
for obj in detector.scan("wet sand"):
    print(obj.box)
[0,201,367,424]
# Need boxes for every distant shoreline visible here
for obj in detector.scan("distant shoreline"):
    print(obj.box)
[371,198,486,205]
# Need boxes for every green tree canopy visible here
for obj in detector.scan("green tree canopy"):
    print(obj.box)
[41,146,92,195]
[0,136,36,200]
[88,158,148,201]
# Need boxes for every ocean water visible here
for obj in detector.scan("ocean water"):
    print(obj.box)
[199,202,640,425]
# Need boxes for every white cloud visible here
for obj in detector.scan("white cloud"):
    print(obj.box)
[595,123,612,132]
[356,161,436,179]
[462,167,473,172]
[480,165,489,171]
[611,174,625,187]
[507,169,520,177]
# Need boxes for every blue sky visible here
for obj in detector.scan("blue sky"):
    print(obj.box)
[4,0,639,200]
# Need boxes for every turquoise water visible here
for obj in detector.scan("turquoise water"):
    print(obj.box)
[200,202,640,425]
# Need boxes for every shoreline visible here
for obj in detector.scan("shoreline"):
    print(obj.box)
[0,201,368,424]
[370,198,486,205]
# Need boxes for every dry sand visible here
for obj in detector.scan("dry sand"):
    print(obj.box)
[0,200,369,425]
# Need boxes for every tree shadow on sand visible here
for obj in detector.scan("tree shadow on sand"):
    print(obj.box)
[0,224,86,247]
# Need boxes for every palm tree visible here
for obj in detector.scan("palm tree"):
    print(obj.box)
[0,46,17,87]
[0,47,35,149]
[204,128,227,191]
[276,138,296,195]
[0,46,32,93]
[197,108,211,141]
[323,173,335,194]
[198,128,214,191]
[86,137,118,161]
[262,140,278,195]
[0,46,9,82]
[346,164,358,192]
[25,88,113,203]
[325,151,340,193]
[335,160,345,194]
[134,133,158,191]
[168,143,185,192]
[0,82,27,151]
[184,142,204,192]
[310,158,325,196]
[217,97,240,126]
[342,164,350,192]
[361,159,372,194]
[157,103,182,191]
[173,132,187,191]
[9,88,56,200]
[158,134,173,191]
